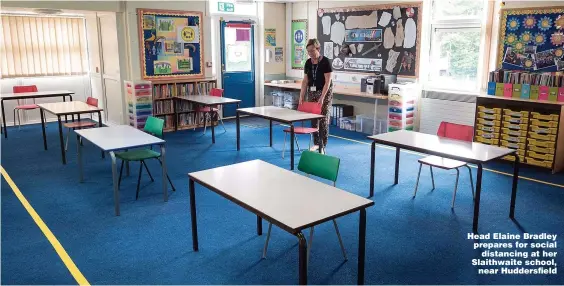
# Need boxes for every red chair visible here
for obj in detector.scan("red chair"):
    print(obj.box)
[413,122,475,209]
[195,88,226,134]
[13,85,39,129]
[281,102,322,159]
[63,97,99,151]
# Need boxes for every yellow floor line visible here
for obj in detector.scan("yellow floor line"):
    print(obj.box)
[0,166,90,286]
[328,134,564,188]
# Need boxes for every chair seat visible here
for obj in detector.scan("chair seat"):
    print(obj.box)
[195,107,218,112]
[63,121,97,128]
[283,127,318,134]
[15,104,39,110]
[418,156,467,170]
[115,149,161,161]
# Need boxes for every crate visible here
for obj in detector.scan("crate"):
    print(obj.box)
[502,115,527,124]
[529,119,558,128]
[478,106,501,114]
[529,125,557,135]
[527,151,554,161]
[528,145,555,154]
[501,134,526,143]
[338,116,356,131]
[478,112,501,120]
[530,112,559,121]
[503,109,529,118]
[527,138,555,148]
[476,124,500,133]
[525,157,553,168]
[271,92,284,107]
[355,114,374,134]
[528,132,556,141]
[476,130,499,139]
[502,122,527,130]
[501,128,527,137]
[501,140,525,150]
[477,118,500,127]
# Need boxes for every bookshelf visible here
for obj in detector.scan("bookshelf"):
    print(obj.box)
[151,78,218,132]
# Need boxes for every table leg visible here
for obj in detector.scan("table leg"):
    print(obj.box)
[161,144,168,202]
[40,109,47,150]
[370,142,375,197]
[211,111,215,144]
[509,156,520,219]
[257,216,262,235]
[98,111,104,159]
[63,96,68,123]
[57,116,66,164]
[394,147,400,185]
[297,232,307,285]
[358,208,367,285]
[189,178,199,251]
[290,124,295,170]
[2,99,8,138]
[110,151,120,216]
[317,119,322,153]
[269,119,273,147]
[236,110,240,151]
[473,163,483,232]
[77,135,83,182]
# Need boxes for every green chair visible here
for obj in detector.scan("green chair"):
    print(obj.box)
[116,116,176,199]
[262,151,347,262]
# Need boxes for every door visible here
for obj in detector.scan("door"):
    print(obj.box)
[220,21,255,117]
[98,13,124,125]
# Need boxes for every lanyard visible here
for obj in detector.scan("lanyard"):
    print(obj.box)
[312,56,322,83]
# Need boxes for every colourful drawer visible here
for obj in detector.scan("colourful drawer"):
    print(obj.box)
[501,140,525,150]
[503,109,529,118]
[502,122,527,130]
[478,112,501,120]
[501,128,527,137]
[528,146,555,154]
[501,134,526,143]
[476,130,499,139]
[528,132,556,141]
[527,151,554,161]
[529,119,558,128]
[525,157,553,168]
[476,137,499,145]
[503,154,524,162]
[478,106,501,114]
[476,124,500,133]
[502,115,527,124]
[529,125,558,135]
[527,139,555,148]
[530,112,559,121]
[478,118,501,127]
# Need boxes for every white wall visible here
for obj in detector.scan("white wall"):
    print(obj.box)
[0,0,123,12]
[264,2,286,76]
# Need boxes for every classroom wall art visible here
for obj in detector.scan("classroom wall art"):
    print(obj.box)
[138,9,204,80]
[316,2,422,77]
[291,20,308,70]
[497,7,564,72]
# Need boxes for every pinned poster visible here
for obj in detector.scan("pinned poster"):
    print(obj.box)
[292,20,308,69]
[275,47,283,62]
[265,28,276,47]
[177,26,200,43]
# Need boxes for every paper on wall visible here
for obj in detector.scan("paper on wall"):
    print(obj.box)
[322,16,332,35]
[395,20,405,47]
[324,42,334,59]
[345,11,378,29]
[350,44,357,55]
[335,13,340,21]
[404,18,416,48]
[334,46,340,57]
[332,58,344,69]
[330,21,346,46]
[383,27,395,49]
[386,49,400,72]
[379,12,392,27]
[177,26,200,43]
[357,44,364,53]
[393,7,402,20]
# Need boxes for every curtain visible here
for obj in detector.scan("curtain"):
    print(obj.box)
[0,15,88,78]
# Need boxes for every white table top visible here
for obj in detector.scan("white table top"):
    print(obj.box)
[177,95,241,105]
[237,106,325,123]
[189,160,374,233]
[75,125,164,152]
[368,130,516,163]
[1,90,74,99]
[38,101,103,115]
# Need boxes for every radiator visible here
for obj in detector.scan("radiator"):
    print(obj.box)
[419,97,477,134]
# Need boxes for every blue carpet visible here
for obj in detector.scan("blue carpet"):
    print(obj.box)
[1,120,563,285]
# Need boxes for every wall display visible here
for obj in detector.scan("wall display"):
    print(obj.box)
[316,2,422,77]
[291,20,308,70]
[138,9,204,80]
[275,47,284,62]
[497,7,564,72]
[265,28,276,47]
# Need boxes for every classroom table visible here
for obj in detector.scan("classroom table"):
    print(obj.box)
[368,130,519,232]
[75,125,167,216]
[176,95,241,143]
[188,160,374,285]
[236,106,325,170]
[38,101,103,164]
[1,90,74,138]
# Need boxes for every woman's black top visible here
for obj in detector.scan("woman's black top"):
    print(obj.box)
[304,56,332,91]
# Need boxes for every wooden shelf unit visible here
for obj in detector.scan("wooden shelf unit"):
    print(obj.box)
[474,95,564,173]
[152,78,218,132]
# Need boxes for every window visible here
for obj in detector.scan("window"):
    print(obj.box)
[0,15,88,78]
[427,0,488,92]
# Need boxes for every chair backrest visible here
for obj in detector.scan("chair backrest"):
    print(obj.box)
[437,121,474,142]
[86,97,99,107]
[297,102,322,115]
[298,151,340,183]
[210,88,224,97]
[13,85,38,93]
[144,116,164,138]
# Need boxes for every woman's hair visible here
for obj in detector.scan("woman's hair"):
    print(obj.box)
[306,38,321,49]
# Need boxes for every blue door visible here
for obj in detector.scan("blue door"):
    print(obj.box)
[220,21,255,117]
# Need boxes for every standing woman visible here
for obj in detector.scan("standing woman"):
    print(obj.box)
[299,38,333,153]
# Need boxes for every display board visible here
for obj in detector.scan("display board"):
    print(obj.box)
[291,20,308,70]
[497,7,564,72]
[138,9,204,80]
[316,2,422,77]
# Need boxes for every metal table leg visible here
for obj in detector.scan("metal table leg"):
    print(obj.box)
[369,141,375,198]
[236,110,240,151]
[211,110,216,144]
[509,156,520,218]
[394,147,400,185]
[358,208,367,285]
[57,115,66,164]
[257,216,262,235]
[40,109,47,150]
[473,163,483,232]
[297,232,307,285]
[290,124,295,170]
[110,151,120,216]
[269,120,273,147]
[98,111,105,159]
[77,135,83,182]
[2,99,7,138]
[161,144,168,202]
[189,178,199,251]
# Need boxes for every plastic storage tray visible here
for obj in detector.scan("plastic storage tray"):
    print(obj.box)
[528,132,556,141]
[525,157,553,168]
[477,118,500,127]
[501,140,525,150]
[478,112,501,120]
[529,125,557,135]
[478,106,501,114]
[476,130,499,139]
[502,122,527,130]
[502,115,527,124]
[501,134,526,143]
[530,112,559,121]
[501,128,527,137]
[476,124,500,133]
[503,109,529,118]
[527,151,554,161]
[529,119,558,128]
[527,138,555,148]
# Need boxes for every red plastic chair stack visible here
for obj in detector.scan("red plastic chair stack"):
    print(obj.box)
[63,97,99,151]
[437,121,474,142]
[281,102,323,158]
[13,85,39,128]
[195,88,226,133]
